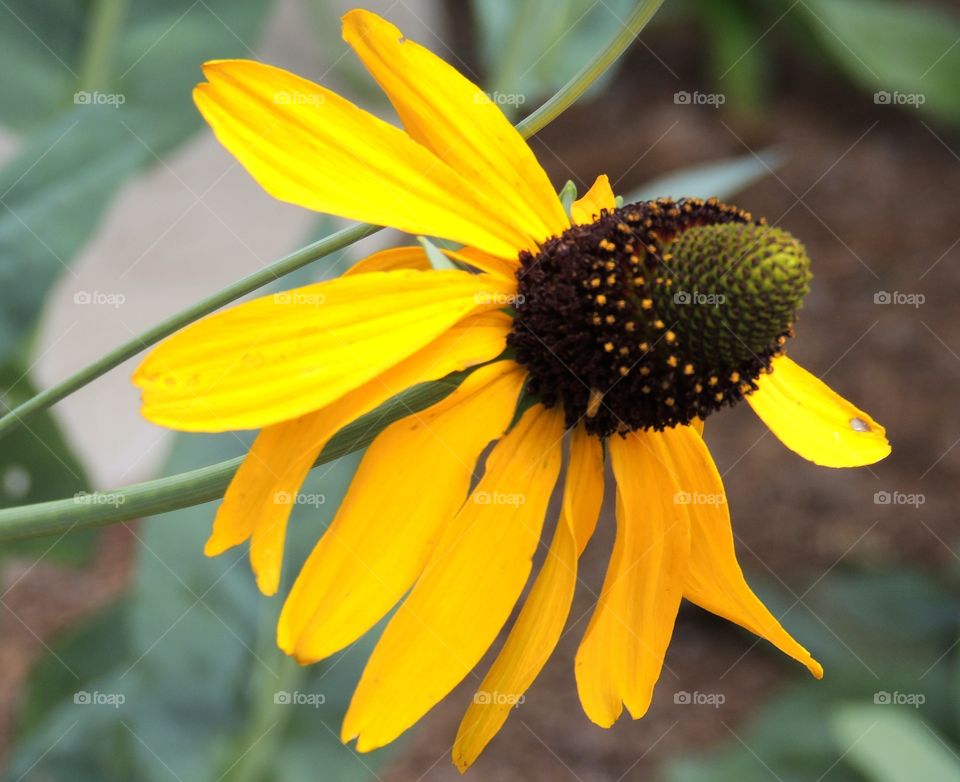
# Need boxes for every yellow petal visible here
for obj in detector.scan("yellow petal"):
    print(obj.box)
[342,404,566,752]
[194,59,532,258]
[134,269,515,431]
[445,246,520,283]
[344,246,431,276]
[454,424,603,771]
[681,428,823,678]
[279,359,525,659]
[575,427,692,726]
[571,174,616,225]
[747,355,891,467]
[207,311,513,596]
[342,10,567,246]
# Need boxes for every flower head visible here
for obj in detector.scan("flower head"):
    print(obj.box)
[133,8,890,771]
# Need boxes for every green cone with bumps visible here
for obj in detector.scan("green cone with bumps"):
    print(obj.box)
[656,222,812,367]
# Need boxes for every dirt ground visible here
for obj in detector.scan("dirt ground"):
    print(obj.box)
[3,14,960,782]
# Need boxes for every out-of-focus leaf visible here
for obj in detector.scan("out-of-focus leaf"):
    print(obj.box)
[473,0,635,113]
[0,0,87,132]
[830,706,960,782]
[626,150,779,203]
[802,0,960,126]
[0,362,94,564]
[0,0,270,365]
[4,422,390,781]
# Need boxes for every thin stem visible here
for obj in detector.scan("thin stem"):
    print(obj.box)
[0,0,666,543]
[0,223,379,439]
[76,0,128,93]
[0,378,460,542]
[515,0,665,137]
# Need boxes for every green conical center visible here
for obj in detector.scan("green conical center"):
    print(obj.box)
[657,222,811,366]
[509,197,811,437]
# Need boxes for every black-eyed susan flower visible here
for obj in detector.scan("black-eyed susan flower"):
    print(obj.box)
[132,8,891,771]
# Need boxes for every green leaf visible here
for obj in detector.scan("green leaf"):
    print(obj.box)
[626,150,780,203]
[0,362,94,564]
[0,0,271,365]
[830,706,960,782]
[801,0,960,125]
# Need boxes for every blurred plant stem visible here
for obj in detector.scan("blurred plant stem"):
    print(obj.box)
[0,0,664,542]
[76,0,128,93]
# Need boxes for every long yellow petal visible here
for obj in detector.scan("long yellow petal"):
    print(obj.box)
[575,427,692,726]
[680,429,823,678]
[453,424,603,771]
[207,311,513,596]
[134,269,515,431]
[747,355,890,467]
[342,404,566,752]
[194,60,532,258]
[344,246,431,275]
[342,9,568,246]
[571,174,616,225]
[278,360,526,659]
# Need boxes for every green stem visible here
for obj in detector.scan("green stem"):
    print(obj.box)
[0,377,460,542]
[515,0,666,137]
[76,0,128,92]
[0,0,666,543]
[0,223,379,439]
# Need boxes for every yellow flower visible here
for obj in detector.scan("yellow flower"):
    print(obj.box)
[132,9,890,771]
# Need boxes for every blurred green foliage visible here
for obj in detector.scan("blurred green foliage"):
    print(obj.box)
[665,567,960,782]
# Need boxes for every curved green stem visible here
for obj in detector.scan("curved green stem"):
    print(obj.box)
[0,0,666,543]
[515,0,666,137]
[0,223,379,439]
[76,0,128,93]
[0,378,459,542]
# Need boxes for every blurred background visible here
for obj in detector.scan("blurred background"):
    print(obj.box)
[1,0,959,779]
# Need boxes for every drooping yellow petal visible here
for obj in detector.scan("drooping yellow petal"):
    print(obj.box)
[342,404,566,752]
[747,355,890,467]
[207,311,513,596]
[454,424,603,771]
[342,9,567,247]
[194,59,533,258]
[279,360,526,659]
[571,174,616,225]
[680,428,823,678]
[134,269,515,432]
[344,246,431,275]
[575,427,692,726]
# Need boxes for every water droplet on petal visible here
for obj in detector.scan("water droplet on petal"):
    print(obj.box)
[850,417,871,432]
